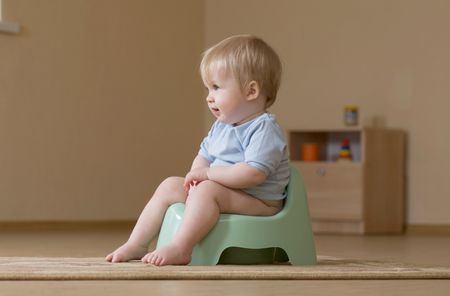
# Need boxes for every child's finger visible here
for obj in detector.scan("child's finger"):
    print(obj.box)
[183,177,190,189]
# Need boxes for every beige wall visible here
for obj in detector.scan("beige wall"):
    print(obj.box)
[0,0,205,221]
[205,0,450,224]
[1,0,449,225]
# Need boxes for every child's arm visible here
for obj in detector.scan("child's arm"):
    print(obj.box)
[183,162,266,191]
[190,155,210,170]
[208,163,267,188]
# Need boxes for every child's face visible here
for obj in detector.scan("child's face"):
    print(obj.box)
[204,69,262,126]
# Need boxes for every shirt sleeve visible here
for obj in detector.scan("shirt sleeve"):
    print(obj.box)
[198,121,217,163]
[244,120,287,176]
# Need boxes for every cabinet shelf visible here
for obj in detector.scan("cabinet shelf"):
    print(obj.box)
[289,127,405,234]
[289,129,363,163]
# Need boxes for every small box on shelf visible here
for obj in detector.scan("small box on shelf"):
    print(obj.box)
[0,21,20,34]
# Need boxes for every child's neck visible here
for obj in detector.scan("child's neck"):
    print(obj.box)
[232,110,266,127]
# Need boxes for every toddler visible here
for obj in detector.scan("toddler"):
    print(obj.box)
[106,35,290,266]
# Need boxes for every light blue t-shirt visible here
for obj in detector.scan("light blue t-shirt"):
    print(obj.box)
[198,113,290,200]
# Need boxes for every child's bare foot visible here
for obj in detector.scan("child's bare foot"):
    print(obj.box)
[141,243,191,266]
[105,242,148,263]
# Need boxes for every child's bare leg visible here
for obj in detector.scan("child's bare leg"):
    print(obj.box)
[143,180,282,266]
[106,177,188,262]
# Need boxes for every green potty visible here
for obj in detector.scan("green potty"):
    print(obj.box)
[156,166,317,265]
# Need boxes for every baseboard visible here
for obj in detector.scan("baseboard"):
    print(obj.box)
[406,224,450,235]
[312,220,364,234]
[0,221,136,231]
[1,221,450,234]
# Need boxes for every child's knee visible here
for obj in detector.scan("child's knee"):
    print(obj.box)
[160,176,184,190]
[195,180,219,191]
[188,180,221,201]
[155,176,186,204]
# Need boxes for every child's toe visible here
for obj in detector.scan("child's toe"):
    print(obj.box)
[156,256,164,266]
[144,254,152,264]
[150,254,158,265]
[153,256,160,266]
[112,254,123,263]
[142,254,150,263]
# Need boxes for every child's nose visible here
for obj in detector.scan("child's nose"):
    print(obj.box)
[206,95,214,103]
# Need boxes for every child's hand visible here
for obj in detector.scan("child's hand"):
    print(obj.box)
[184,168,209,192]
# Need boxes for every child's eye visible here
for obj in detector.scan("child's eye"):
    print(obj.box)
[212,84,219,90]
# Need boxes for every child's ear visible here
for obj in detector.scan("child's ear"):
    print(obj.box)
[246,81,260,101]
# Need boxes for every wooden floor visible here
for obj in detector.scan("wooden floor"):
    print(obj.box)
[1,225,450,295]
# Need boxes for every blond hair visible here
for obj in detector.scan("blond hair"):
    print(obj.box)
[200,35,282,108]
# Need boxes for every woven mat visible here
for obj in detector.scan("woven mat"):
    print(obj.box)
[1,256,449,280]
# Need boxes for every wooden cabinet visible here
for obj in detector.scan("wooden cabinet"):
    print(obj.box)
[289,128,405,234]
